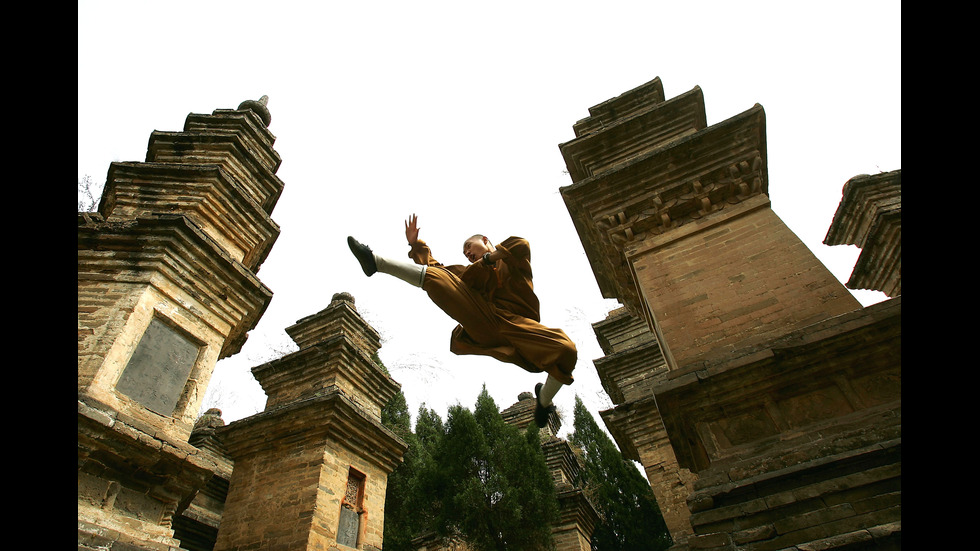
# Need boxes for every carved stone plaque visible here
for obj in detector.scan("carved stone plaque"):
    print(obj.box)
[337,505,359,548]
[116,317,200,416]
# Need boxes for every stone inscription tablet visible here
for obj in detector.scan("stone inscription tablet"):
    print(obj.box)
[337,506,359,547]
[116,317,200,416]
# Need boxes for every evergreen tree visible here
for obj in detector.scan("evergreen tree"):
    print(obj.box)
[438,388,558,551]
[382,398,448,551]
[380,389,417,551]
[569,395,672,551]
[406,404,449,542]
[381,386,412,438]
[383,387,561,550]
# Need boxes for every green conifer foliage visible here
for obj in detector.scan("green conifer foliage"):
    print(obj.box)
[380,389,417,551]
[383,387,559,551]
[382,398,445,551]
[569,396,672,551]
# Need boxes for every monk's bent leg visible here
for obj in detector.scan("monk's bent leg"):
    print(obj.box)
[420,266,500,346]
[538,374,564,407]
[496,311,577,385]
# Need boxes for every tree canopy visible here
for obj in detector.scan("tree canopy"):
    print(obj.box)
[569,395,672,551]
[381,383,673,551]
[383,387,558,551]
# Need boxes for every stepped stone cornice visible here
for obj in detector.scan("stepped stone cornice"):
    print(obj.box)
[561,85,707,183]
[285,293,382,354]
[147,118,284,215]
[570,77,668,137]
[100,161,280,273]
[250,334,400,420]
[593,338,667,405]
[825,170,901,248]
[218,386,408,473]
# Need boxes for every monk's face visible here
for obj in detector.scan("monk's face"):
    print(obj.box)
[463,236,492,263]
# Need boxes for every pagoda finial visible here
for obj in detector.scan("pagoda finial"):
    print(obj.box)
[238,95,272,127]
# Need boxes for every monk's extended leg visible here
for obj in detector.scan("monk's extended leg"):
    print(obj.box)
[494,311,577,428]
[348,236,426,287]
[419,266,501,344]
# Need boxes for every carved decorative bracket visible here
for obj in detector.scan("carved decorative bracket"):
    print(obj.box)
[593,153,765,250]
[562,104,768,315]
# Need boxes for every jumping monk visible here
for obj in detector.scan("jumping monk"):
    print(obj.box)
[347,214,577,428]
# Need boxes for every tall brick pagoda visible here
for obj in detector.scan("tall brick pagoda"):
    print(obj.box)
[78,97,283,549]
[213,292,408,551]
[502,394,599,551]
[560,78,901,550]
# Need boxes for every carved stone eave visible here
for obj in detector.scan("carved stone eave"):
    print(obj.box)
[500,392,561,436]
[846,208,900,296]
[555,487,601,542]
[590,307,650,356]
[824,170,901,297]
[593,338,668,405]
[187,107,281,170]
[77,212,273,360]
[218,387,408,474]
[824,170,901,249]
[250,334,401,421]
[561,104,768,315]
[598,395,660,463]
[541,437,583,489]
[147,122,284,216]
[285,296,383,355]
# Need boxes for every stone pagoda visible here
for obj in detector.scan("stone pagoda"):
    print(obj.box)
[560,78,901,550]
[501,394,599,551]
[78,96,283,549]
[213,292,408,551]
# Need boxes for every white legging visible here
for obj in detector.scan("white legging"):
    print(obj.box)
[375,255,426,288]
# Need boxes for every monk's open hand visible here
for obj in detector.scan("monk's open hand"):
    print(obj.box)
[405,214,420,245]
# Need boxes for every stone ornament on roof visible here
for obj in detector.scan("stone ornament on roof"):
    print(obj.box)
[238,95,272,127]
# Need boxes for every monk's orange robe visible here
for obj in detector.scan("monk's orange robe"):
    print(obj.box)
[408,237,576,384]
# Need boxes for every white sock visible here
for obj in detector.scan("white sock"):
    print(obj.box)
[376,255,426,288]
[538,375,563,407]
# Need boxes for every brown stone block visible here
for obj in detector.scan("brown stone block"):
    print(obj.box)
[688,531,734,549]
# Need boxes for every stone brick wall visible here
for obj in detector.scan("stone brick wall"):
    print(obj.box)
[214,427,389,549]
[77,255,146,390]
[630,197,861,368]
[214,393,404,551]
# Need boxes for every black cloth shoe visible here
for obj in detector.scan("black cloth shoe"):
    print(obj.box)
[347,236,377,276]
[534,383,556,429]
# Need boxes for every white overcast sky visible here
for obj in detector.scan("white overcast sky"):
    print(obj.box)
[78,1,901,436]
